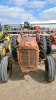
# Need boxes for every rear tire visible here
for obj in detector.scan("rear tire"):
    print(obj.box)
[11,36,18,61]
[39,35,47,59]
[45,56,55,82]
[46,36,51,54]
[1,56,12,83]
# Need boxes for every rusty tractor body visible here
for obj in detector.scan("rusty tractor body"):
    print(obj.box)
[11,30,40,72]
[17,36,39,72]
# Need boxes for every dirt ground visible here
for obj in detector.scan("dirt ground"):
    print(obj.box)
[0,45,56,100]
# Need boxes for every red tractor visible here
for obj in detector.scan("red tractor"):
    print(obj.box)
[0,23,55,83]
[34,26,40,31]
[50,33,56,45]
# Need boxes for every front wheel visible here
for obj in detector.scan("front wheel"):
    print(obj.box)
[45,56,55,82]
[1,56,12,83]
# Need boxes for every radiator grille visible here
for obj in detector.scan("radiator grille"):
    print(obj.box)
[21,49,36,67]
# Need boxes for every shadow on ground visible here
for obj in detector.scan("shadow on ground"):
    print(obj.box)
[0,62,56,84]
[28,69,48,84]
[10,64,48,84]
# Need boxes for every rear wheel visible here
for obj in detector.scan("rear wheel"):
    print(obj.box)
[39,35,47,59]
[45,56,55,82]
[11,36,18,61]
[1,56,12,83]
[46,36,51,54]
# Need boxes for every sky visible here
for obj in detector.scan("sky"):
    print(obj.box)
[0,0,56,24]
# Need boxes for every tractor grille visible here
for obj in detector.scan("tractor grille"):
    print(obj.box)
[21,49,36,67]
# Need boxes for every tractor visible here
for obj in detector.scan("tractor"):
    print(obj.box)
[0,22,55,83]
[4,24,10,32]
[34,26,40,31]
[50,33,56,45]
[0,23,11,59]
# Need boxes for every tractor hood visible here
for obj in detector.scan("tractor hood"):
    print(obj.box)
[17,36,39,72]
[18,37,38,49]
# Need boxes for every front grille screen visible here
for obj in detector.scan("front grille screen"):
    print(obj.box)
[21,49,36,67]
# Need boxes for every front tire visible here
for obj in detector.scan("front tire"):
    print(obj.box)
[45,56,55,82]
[1,56,12,83]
